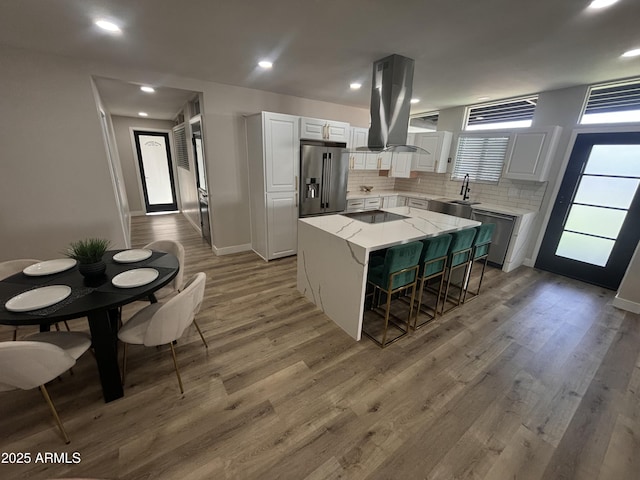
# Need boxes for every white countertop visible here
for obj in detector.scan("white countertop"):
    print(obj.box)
[346,190,536,217]
[299,206,480,252]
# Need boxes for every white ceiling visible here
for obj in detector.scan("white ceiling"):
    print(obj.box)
[2,0,640,119]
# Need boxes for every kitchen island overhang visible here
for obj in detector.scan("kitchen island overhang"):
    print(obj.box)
[297,207,481,340]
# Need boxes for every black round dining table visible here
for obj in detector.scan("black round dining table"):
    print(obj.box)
[0,250,179,402]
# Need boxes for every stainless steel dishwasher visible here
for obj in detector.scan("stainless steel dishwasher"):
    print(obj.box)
[470,210,516,267]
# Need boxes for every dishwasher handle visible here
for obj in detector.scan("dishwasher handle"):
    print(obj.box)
[472,210,516,221]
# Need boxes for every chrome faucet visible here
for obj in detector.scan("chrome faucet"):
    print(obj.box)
[460,173,471,201]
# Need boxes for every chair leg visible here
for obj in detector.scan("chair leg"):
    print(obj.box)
[380,287,393,348]
[193,320,208,349]
[54,323,61,332]
[39,385,70,444]
[63,321,71,331]
[413,278,426,330]
[13,328,18,341]
[121,343,128,386]
[169,342,184,394]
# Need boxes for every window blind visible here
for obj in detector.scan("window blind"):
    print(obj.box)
[452,134,510,183]
[173,125,189,170]
[581,80,640,124]
[466,97,537,129]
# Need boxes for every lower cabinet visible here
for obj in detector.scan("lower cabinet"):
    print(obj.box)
[407,197,429,209]
[266,192,298,260]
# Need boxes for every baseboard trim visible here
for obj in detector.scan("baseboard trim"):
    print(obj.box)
[130,210,146,217]
[611,295,640,314]
[523,257,535,268]
[213,243,252,256]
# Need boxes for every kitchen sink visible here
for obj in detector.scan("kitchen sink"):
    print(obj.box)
[428,198,475,219]
[449,200,481,206]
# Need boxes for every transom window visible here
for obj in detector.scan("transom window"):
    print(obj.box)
[465,96,538,131]
[580,79,640,125]
[409,111,439,132]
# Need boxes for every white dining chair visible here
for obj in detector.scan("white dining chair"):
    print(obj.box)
[143,240,185,299]
[118,272,207,394]
[0,332,92,443]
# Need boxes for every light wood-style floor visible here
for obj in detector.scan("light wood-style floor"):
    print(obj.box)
[1,213,639,480]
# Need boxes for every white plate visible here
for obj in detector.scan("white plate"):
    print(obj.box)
[23,259,77,276]
[113,249,153,263]
[112,268,159,288]
[5,285,72,312]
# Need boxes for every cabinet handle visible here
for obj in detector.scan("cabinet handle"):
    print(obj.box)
[295,175,298,192]
[377,158,381,169]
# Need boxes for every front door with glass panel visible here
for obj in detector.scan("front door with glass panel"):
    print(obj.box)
[536,132,640,290]
[133,131,178,213]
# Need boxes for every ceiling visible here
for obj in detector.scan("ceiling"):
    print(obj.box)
[2,0,640,119]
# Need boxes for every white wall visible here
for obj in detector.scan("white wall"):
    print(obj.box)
[0,44,369,257]
[0,45,127,260]
[111,116,176,215]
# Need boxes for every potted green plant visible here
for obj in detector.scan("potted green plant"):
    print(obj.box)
[66,238,111,278]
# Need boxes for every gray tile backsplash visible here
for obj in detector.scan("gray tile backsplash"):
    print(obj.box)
[347,170,546,211]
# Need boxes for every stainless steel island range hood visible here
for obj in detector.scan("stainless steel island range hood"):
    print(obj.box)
[363,54,427,154]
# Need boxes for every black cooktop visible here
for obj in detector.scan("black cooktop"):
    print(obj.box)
[341,210,409,224]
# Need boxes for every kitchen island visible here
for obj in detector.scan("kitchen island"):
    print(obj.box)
[297,206,480,340]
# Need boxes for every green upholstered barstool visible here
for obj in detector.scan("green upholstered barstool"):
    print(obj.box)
[440,228,478,315]
[363,241,423,348]
[463,223,496,303]
[413,234,452,330]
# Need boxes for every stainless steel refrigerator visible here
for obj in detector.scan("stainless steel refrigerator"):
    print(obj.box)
[299,140,348,217]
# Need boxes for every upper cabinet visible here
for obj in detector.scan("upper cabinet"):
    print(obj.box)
[413,131,452,173]
[503,126,562,181]
[301,117,350,143]
[349,126,368,149]
[264,113,300,192]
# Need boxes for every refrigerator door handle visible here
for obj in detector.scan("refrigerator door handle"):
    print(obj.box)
[326,153,332,209]
[320,153,326,208]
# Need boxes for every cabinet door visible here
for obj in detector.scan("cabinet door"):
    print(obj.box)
[326,121,350,143]
[413,131,452,173]
[300,117,327,141]
[504,126,561,181]
[266,191,298,259]
[352,154,366,170]
[264,113,300,192]
[383,195,398,208]
[346,198,365,211]
[390,152,412,178]
[364,153,379,169]
[350,127,368,148]
[379,152,391,169]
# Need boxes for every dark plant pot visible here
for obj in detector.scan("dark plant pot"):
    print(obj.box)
[78,260,106,279]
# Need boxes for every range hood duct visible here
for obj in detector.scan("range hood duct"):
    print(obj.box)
[365,54,425,153]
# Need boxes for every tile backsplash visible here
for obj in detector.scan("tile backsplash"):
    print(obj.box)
[348,170,547,211]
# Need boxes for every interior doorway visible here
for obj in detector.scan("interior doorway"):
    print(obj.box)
[536,131,640,289]
[133,130,178,213]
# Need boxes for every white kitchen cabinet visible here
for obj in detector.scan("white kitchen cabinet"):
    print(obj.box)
[266,192,298,259]
[301,117,350,143]
[264,113,300,192]
[413,131,452,173]
[346,198,366,211]
[390,152,413,178]
[349,126,368,149]
[382,195,398,208]
[364,197,381,210]
[407,197,429,209]
[503,126,562,181]
[246,111,300,261]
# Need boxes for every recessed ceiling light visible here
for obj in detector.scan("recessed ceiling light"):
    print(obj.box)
[95,20,121,33]
[621,48,640,58]
[138,112,148,117]
[588,0,618,9]
[477,96,491,101]
[350,83,362,90]
[258,61,273,69]
[140,86,155,93]
[410,98,420,104]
